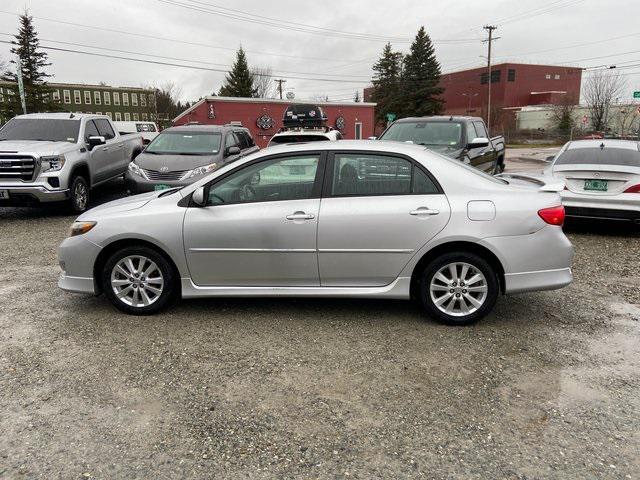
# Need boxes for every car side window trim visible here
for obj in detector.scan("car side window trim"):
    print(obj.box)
[321,150,444,198]
[184,151,328,208]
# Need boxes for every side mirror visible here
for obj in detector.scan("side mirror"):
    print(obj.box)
[546,155,556,162]
[466,137,489,149]
[226,146,241,157]
[87,135,106,150]
[367,136,377,140]
[192,186,206,207]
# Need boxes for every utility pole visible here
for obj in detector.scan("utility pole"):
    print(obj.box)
[275,79,287,100]
[482,25,499,133]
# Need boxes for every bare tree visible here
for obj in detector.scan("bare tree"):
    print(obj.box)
[252,67,275,99]
[146,81,184,127]
[612,104,640,138]
[549,96,576,141]
[310,94,330,102]
[583,71,625,131]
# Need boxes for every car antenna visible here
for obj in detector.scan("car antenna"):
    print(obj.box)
[600,142,604,150]
[69,112,75,119]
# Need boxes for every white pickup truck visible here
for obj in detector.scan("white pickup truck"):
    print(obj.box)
[0,113,143,212]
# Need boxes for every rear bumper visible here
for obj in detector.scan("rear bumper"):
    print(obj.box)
[0,184,69,205]
[561,191,640,221]
[504,267,572,294]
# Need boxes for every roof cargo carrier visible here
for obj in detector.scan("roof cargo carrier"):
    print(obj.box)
[283,104,327,129]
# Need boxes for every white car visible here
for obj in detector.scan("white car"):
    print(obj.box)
[113,121,159,145]
[544,140,640,223]
[268,128,342,147]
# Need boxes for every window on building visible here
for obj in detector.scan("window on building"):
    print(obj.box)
[141,94,146,107]
[0,87,4,103]
[554,74,560,80]
[113,91,120,105]
[131,93,138,106]
[52,90,61,103]
[545,74,551,79]
[141,113,148,120]
[132,113,139,121]
[106,111,113,119]
[63,90,71,104]
[124,112,131,121]
[123,92,129,106]
[104,91,111,105]
[148,94,154,106]
[94,91,102,105]
[84,91,91,104]
[114,112,122,121]
[491,70,501,83]
[480,73,488,85]
[508,69,516,82]
[74,90,82,104]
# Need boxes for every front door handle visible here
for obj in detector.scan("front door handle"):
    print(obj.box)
[102,147,109,151]
[286,211,315,220]
[410,207,439,216]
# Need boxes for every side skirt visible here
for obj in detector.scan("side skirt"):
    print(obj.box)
[181,277,412,299]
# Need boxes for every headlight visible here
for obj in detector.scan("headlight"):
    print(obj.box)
[128,162,147,178]
[69,221,97,237]
[41,155,65,172]
[185,162,219,179]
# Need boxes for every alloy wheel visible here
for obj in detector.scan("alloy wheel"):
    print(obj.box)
[110,255,164,307]
[429,262,488,317]
[74,182,88,210]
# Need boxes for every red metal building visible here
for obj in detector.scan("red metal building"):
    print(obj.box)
[173,97,376,148]
[440,62,582,116]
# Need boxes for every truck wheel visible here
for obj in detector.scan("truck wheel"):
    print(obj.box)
[69,176,89,213]
[493,158,505,174]
[101,246,177,315]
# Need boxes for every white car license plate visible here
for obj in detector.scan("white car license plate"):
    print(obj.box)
[0,189,9,199]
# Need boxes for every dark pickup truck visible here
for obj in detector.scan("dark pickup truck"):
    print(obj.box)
[376,116,506,174]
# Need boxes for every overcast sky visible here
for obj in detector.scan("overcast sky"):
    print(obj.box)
[0,0,637,103]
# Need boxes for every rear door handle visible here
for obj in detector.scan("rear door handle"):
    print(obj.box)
[102,147,109,151]
[410,207,439,216]
[286,211,315,220]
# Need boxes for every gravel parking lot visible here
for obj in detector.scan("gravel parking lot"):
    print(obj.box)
[1,158,639,479]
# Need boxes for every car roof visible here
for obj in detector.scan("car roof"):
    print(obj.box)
[566,139,640,151]
[13,112,104,120]
[263,139,433,155]
[394,116,484,123]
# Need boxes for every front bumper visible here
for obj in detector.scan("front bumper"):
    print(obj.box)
[125,171,197,193]
[0,184,69,205]
[561,191,640,221]
[58,272,97,294]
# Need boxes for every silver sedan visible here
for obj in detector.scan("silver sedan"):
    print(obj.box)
[58,141,574,325]
[545,139,640,223]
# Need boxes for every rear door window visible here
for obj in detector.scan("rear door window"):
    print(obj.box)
[84,120,100,142]
[555,147,640,167]
[472,121,488,139]
[235,131,250,149]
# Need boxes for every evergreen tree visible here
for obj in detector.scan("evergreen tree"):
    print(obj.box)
[370,42,403,125]
[1,11,55,118]
[218,48,257,98]
[400,27,444,117]
[353,90,361,102]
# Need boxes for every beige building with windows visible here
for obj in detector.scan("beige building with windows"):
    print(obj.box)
[0,81,157,122]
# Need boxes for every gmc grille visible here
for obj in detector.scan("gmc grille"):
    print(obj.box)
[141,168,188,181]
[0,155,37,181]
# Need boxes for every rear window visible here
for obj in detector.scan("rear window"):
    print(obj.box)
[555,147,640,167]
[136,123,156,132]
[270,135,329,145]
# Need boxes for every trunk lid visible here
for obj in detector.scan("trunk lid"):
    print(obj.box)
[552,164,640,195]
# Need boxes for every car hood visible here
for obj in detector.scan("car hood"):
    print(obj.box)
[134,152,221,172]
[0,140,79,155]
[78,191,163,219]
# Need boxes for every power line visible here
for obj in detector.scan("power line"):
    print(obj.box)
[0,10,363,64]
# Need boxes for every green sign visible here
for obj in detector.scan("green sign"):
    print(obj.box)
[634,91,640,98]
[386,113,396,122]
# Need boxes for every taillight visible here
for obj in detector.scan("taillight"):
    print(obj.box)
[538,205,565,226]
[623,184,640,193]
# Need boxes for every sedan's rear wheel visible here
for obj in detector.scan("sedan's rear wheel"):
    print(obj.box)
[419,252,498,325]
[102,246,176,315]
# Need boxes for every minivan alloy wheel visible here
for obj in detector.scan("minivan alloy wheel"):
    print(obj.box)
[110,255,164,307]
[429,262,488,317]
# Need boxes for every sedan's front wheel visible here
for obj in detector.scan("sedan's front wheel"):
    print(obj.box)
[419,252,499,325]
[102,246,177,315]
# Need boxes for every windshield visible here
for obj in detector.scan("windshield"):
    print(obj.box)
[380,121,463,147]
[269,134,329,145]
[555,147,640,167]
[0,118,80,142]
[146,131,221,155]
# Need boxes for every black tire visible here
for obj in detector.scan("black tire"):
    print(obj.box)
[101,246,177,315]
[493,158,505,175]
[69,175,89,213]
[418,251,499,326]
